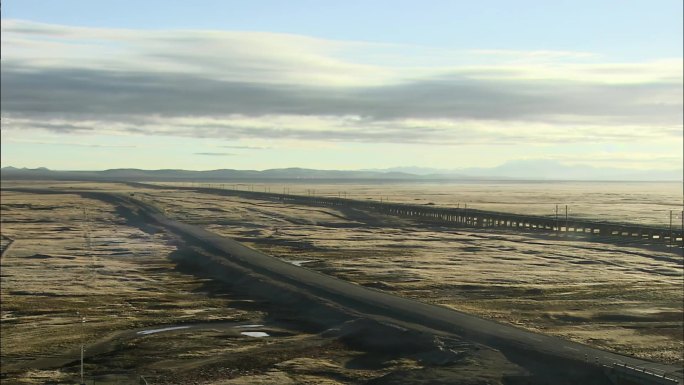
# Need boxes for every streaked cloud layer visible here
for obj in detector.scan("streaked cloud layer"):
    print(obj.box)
[1,20,682,169]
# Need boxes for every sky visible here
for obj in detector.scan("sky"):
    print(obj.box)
[1,0,682,171]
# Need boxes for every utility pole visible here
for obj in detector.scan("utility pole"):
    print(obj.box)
[80,316,85,385]
[555,204,559,235]
[670,210,673,247]
[76,312,86,385]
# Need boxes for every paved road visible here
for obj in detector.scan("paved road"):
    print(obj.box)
[117,194,682,381]
[5,188,683,383]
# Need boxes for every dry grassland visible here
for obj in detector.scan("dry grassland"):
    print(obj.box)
[1,182,681,384]
[149,187,683,364]
[2,187,479,385]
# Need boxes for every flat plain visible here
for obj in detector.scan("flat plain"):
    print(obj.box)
[1,181,682,384]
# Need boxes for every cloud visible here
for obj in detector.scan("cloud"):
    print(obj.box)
[194,152,236,156]
[3,114,676,147]
[221,145,272,150]
[1,20,682,149]
[2,64,681,125]
[4,139,136,148]
[469,49,597,59]
[1,19,393,87]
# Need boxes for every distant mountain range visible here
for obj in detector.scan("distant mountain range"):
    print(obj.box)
[1,160,681,182]
[0,166,426,182]
[365,160,683,181]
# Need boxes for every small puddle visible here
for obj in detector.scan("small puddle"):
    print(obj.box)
[134,322,272,338]
[241,331,269,337]
[137,326,190,335]
[284,259,314,266]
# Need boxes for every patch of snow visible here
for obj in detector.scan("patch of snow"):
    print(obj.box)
[241,331,269,337]
[137,326,190,335]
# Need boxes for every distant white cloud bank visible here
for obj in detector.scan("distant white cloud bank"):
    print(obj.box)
[1,20,682,166]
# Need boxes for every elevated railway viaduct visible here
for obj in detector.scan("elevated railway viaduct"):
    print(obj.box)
[139,184,684,248]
